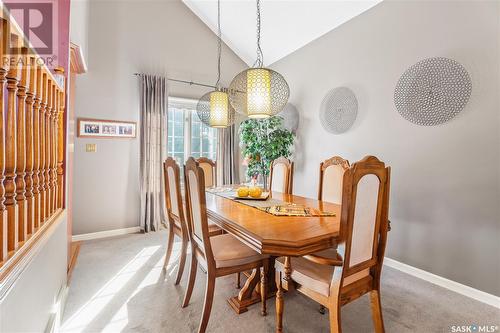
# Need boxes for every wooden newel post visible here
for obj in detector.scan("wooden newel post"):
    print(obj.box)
[25,56,36,235]
[0,18,9,260]
[54,67,65,210]
[32,67,42,229]
[16,48,28,242]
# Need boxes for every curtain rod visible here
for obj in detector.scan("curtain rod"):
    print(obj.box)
[133,73,217,89]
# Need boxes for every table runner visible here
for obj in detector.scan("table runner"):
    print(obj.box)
[206,187,335,217]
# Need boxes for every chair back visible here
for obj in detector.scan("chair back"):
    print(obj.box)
[339,156,390,284]
[163,157,184,225]
[197,157,216,187]
[269,157,294,194]
[184,157,215,264]
[318,156,350,204]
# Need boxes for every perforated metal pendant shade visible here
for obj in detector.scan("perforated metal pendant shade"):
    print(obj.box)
[229,67,290,118]
[196,89,236,128]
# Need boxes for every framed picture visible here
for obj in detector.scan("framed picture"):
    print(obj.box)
[77,118,137,138]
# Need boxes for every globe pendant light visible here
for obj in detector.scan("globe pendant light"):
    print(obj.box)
[196,0,235,128]
[229,0,290,118]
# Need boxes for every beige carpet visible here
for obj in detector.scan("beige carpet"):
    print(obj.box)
[61,231,499,333]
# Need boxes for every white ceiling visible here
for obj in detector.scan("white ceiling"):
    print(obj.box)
[183,0,382,66]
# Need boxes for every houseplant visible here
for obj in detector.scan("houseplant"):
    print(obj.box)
[239,116,294,188]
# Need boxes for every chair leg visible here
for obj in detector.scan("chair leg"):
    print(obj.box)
[174,237,188,285]
[236,272,241,289]
[260,260,269,316]
[275,272,284,333]
[370,290,385,333]
[182,253,198,308]
[198,272,216,333]
[328,304,341,333]
[163,228,175,271]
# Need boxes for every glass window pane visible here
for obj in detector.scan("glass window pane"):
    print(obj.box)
[168,121,173,135]
[202,138,209,152]
[192,138,200,153]
[174,138,184,153]
[174,108,183,122]
[174,121,183,134]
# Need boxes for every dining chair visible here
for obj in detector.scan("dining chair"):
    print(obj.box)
[182,157,270,333]
[162,157,222,285]
[196,157,216,188]
[275,156,391,333]
[318,156,350,204]
[269,157,294,194]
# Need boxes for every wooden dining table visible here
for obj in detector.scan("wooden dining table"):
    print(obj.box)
[205,188,342,314]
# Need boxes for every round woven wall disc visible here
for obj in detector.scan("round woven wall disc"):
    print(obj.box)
[394,57,472,126]
[319,87,358,134]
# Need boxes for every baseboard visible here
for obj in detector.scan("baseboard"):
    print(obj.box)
[45,283,68,333]
[384,257,500,309]
[72,226,142,242]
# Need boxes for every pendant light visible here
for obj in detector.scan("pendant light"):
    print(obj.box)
[196,0,236,128]
[229,0,290,118]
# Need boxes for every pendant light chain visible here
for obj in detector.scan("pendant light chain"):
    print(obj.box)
[253,0,264,68]
[215,0,222,88]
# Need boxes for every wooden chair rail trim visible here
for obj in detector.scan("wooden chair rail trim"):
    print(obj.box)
[0,209,65,296]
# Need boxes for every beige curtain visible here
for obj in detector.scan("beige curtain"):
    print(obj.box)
[139,74,168,232]
[216,124,239,185]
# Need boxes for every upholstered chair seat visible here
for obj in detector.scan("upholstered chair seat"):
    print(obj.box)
[275,250,370,296]
[208,223,223,236]
[211,234,269,268]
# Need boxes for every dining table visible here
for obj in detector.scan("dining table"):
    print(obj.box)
[204,187,342,315]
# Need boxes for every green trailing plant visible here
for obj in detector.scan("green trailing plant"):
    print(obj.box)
[239,116,294,182]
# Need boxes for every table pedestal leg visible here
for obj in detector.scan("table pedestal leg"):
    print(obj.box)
[227,257,276,314]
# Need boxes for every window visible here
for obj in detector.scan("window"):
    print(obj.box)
[167,98,218,168]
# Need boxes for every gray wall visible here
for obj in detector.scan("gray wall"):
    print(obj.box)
[0,214,68,332]
[271,1,500,295]
[71,0,247,235]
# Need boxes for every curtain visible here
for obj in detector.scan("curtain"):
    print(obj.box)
[139,74,168,232]
[217,124,240,185]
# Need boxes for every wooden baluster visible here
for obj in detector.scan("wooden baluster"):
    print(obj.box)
[32,67,42,229]
[5,33,20,252]
[56,88,64,209]
[0,18,9,260]
[44,76,51,220]
[39,72,47,224]
[46,81,53,217]
[24,56,36,235]
[51,83,57,214]
[16,47,28,242]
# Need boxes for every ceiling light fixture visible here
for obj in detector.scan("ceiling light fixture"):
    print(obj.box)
[229,0,290,118]
[196,0,235,128]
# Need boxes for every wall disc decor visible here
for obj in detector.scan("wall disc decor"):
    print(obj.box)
[319,87,358,134]
[394,57,472,126]
[278,103,299,133]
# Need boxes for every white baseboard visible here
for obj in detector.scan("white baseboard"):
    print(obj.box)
[72,226,142,242]
[384,257,500,309]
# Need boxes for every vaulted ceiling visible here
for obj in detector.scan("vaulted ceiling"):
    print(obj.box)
[183,0,382,66]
